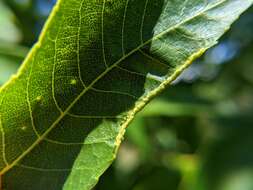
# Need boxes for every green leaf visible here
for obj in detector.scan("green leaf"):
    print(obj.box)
[0,0,252,189]
[0,42,29,85]
[0,55,20,86]
[0,1,22,43]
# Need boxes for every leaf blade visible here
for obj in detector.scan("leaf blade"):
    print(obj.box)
[0,0,252,189]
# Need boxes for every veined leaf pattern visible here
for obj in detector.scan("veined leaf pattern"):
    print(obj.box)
[0,0,252,189]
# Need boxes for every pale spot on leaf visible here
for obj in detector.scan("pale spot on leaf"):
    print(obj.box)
[36,96,42,102]
[70,79,77,85]
[21,126,27,131]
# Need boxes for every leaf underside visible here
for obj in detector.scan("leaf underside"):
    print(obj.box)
[0,0,252,189]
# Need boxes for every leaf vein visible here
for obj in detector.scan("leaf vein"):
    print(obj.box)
[121,0,130,56]
[27,54,41,138]
[0,93,8,166]
[102,0,108,68]
[77,0,87,88]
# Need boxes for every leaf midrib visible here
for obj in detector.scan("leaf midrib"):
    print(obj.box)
[0,0,227,174]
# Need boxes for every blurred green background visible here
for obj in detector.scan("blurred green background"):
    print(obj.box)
[0,1,253,190]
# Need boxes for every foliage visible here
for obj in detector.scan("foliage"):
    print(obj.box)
[0,0,252,189]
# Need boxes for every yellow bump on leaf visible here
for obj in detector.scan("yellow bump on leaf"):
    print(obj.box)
[21,126,27,131]
[70,79,77,85]
[36,96,42,102]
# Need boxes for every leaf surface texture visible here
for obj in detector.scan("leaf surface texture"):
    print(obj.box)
[0,0,252,189]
